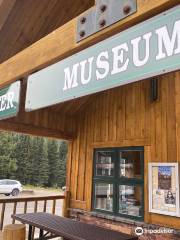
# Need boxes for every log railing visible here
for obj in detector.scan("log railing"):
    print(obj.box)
[0,194,66,231]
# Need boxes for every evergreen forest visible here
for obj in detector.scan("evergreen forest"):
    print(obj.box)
[0,132,67,188]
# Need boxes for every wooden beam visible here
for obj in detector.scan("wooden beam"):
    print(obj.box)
[0,120,75,140]
[0,0,179,88]
[0,0,16,31]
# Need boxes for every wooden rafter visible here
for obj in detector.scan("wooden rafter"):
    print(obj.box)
[0,120,75,140]
[0,0,94,64]
[0,0,179,88]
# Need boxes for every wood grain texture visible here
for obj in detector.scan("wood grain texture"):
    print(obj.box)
[67,71,180,229]
[0,0,179,88]
[175,72,180,164]
[0,0,94,64]
[0,78,78,140]
[0,0,179,230]
[0,0,16,31]
[3,224,26,240]
[0,120,75,140]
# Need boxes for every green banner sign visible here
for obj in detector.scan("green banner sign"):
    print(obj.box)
[0,81,21,120]
[26,6,180,111]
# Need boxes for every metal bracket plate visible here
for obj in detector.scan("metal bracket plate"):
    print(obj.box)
[77,0,137,42]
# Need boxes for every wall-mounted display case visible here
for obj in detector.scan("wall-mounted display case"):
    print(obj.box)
[149,163,180,217]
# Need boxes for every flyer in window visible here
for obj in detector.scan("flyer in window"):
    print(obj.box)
[149,163,179,217]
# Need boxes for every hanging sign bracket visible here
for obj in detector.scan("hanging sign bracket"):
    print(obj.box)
[77,0,137,42]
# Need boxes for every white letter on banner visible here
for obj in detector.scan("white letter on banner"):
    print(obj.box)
[96,51,110,80]
[7,92,14,109]
[80,57,94,85]
[156,20,180,60]
[63,63,79,91]
[0,95,7,111]
[131,32,152,67]
[111,43,129,75]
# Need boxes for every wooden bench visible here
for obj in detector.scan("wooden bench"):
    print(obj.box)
[12,213,138,240]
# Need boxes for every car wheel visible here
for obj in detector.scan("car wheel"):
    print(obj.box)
[4,193,10,196]
[12,189,20,196]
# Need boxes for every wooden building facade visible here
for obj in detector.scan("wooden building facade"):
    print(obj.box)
[0,0,180,239]
[67,72,180,235]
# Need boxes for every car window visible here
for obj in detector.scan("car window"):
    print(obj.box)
[0,180,18,185]
[6,181,11,185]
[11,181,18,185]
[4,180,10,185]
[0,180,6,185]
[6,180,17,185]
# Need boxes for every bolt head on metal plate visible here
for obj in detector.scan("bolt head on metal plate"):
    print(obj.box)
[77,0,137,42]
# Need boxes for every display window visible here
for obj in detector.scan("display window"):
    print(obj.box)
[92,147,144,220]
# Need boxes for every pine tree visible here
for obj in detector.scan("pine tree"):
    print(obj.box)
[38,138,49,186]
[26,135,34,185]
[47,139,59,187]
[31,137,41,186]
[0,132,16,179]
[0,131,68,188]
[57,141,68,187]
[14,135,30,184]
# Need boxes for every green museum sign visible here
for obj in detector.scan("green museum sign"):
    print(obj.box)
[0,81,21,120]
[25,6,180,111]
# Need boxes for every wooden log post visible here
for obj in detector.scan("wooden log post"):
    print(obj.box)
[62,190,70,218]
[3,224,26,240]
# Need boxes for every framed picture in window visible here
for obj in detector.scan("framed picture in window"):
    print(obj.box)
[149,163,180,217]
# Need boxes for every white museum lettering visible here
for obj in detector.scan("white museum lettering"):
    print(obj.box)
[63,63,79,90]
[131,32,152,67]
[111,43,129,75]
[62,19,180,91]
[80,57,94,85]
[96,51,110,80]
[156,20,180,60]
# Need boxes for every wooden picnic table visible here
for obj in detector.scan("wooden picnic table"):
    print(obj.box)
[12,213,138,240]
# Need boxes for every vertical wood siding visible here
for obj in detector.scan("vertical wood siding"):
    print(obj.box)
[67,71,180,228]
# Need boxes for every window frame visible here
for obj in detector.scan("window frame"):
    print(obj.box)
[92,146,144,221]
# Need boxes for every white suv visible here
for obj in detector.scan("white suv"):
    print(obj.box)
[0,179,23,196]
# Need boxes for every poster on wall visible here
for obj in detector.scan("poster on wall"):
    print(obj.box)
[149,163,180,217]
